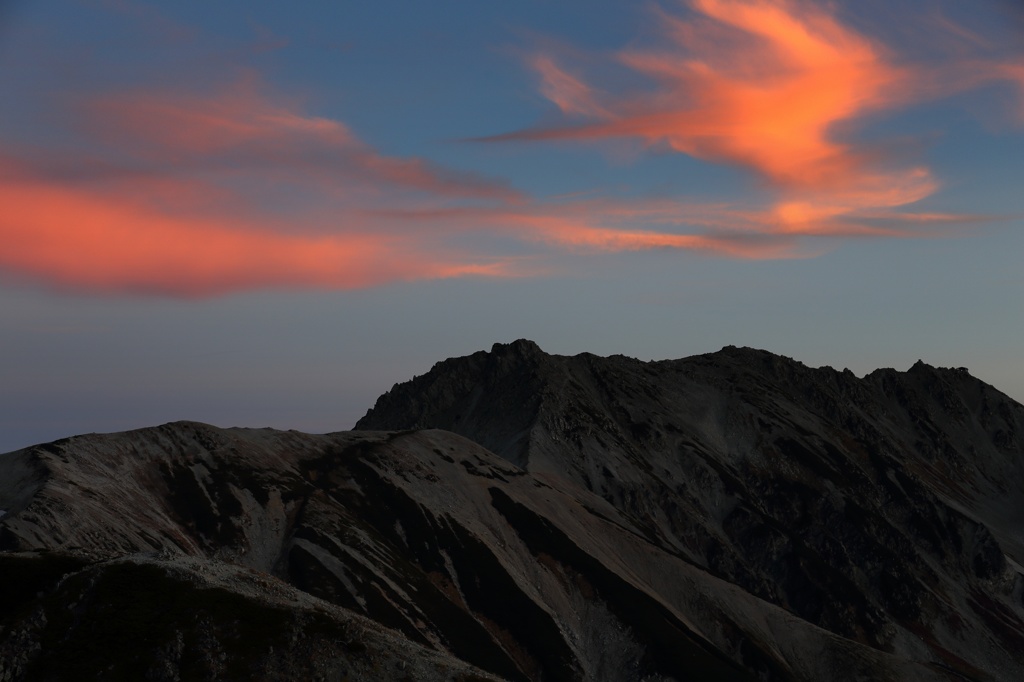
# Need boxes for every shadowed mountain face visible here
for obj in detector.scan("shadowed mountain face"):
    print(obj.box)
[358,341,1024,679]
[2,342,1024,681]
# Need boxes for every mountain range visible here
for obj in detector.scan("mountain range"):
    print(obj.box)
[2,340,1023,681]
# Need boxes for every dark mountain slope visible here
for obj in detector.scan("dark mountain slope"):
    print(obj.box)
[0,426,507,681]
[2,341,1022,680]
[358,340,1024,679]
[0,420,962,681]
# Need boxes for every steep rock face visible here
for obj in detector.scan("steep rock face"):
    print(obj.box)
[358,341,1024,680]
[358,339,550,469]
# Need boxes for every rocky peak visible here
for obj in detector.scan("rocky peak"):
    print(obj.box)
[356,341,1024,679]
[490,338,544,358]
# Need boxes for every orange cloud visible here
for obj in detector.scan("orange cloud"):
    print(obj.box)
[3,7,1017,299]
[0,144,982,298]
[0,74,542,296]
[494,1,915,193]
[8,70,810,298]
[485,0,1023,239]
[0,169,514,297]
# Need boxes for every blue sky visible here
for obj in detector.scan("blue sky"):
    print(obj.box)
[1,0,1022,452]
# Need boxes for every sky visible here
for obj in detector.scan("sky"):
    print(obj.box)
[1,0,1023,453]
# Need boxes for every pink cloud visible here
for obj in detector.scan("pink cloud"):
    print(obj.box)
[2,4,1018,300]
[78,75,523,203]
[484,0,1024,239]
[493,1,917,193]
[530,55,610,119]
[0,165,516,297]
[0,143,982,298]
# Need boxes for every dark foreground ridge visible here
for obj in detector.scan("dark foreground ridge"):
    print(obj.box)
[3,341,1024,680]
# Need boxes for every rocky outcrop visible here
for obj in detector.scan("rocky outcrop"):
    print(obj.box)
[358,341,1024,680]
[2,341,1023,680]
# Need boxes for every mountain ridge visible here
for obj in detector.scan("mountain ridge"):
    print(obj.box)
[2,341,1023,680]
[356,340,1024,678]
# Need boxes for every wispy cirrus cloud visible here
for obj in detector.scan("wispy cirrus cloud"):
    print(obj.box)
[530,55,610,120]
[493,0,916,192]
[1,2,1020,298]
[483,0,1024,236]
[0,76,528,296]
[0,69,814,298]
[77,75,523,204]
[0,160,515,297]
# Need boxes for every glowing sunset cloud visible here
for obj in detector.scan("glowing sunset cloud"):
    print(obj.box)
[4,71,805,298]
[488,0,1024,237]
[0,171,515,297]
[1,4,1019,299]
[630,0,908,193]
[0,75,531,296]
[4,156,806,298]
[501,0,915,192]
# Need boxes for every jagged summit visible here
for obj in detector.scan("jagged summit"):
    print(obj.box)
[354,340,1024,679]
[490,338,544,356]
[357,341,1008,469]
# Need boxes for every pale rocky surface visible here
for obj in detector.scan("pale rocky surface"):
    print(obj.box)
[2,341,1023,680]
